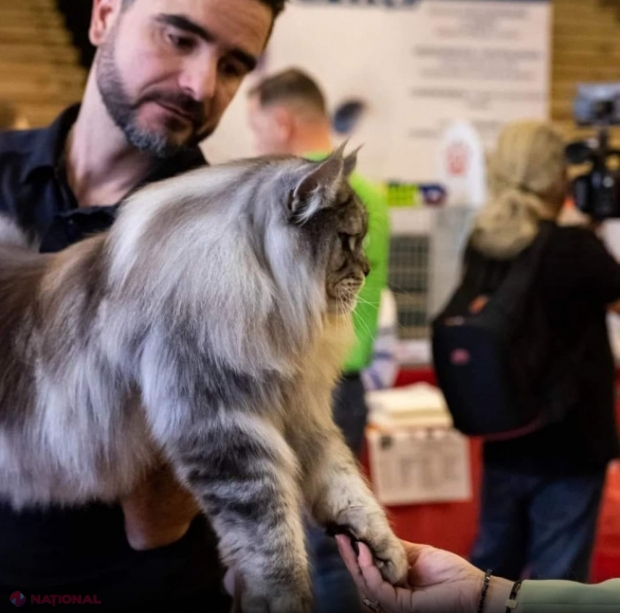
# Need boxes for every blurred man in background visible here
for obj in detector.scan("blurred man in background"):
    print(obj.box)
[248,67,390,613]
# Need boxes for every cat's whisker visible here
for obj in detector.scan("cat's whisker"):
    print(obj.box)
[352,296,381,307]
[351,309,373,340]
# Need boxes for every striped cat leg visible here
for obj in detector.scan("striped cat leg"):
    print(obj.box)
[168,412,313,613]
[300,421,408,587]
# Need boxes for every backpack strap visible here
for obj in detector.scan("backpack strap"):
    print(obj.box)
[490,222,555,320]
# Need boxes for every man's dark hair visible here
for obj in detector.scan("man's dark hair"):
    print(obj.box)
[121,0,286,18]
[249,68,327,116]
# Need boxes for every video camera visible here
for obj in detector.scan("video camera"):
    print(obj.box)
[566,83,620,220]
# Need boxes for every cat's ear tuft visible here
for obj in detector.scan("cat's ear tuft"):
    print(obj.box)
[289,155,344,223]
[333,139,349,159]
[343,144,362,178]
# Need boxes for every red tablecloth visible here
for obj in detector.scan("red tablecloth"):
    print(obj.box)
[361,366,620,582]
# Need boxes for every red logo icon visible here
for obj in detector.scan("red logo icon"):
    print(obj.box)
[447,141,469,176]
[10,592,26,607]
[451,349,471,365]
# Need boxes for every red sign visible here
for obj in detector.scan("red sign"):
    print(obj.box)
[446,141,469,176]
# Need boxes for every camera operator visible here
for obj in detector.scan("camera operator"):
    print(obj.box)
[462,120,620,583]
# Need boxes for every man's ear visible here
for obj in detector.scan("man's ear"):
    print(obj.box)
[271,106,294,147]
[90,0,123,47]
[289,154,344,223]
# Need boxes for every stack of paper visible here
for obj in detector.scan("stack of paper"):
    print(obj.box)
[366,427,472,505]
[366,383,453,430]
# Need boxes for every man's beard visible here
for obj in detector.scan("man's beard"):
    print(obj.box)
[96,40,211,158]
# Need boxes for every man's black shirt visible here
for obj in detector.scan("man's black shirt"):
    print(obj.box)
[0,104,206,251]
[0,106,229,612]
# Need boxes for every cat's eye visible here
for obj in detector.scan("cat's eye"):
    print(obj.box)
[338,233,357,252]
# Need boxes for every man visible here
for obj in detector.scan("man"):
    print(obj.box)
[247,68,390,613]
[0,0,283,610]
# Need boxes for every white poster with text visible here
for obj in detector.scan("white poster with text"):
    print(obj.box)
[202,0,551,184]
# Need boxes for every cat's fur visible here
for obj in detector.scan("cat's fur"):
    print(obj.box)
[0,148,407,612]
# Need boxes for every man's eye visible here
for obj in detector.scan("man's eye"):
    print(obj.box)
[220,60,244,78]
[168,33,195,51]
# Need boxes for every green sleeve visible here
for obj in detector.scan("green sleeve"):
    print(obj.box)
[343,173,390,374]
[516,579,620,612]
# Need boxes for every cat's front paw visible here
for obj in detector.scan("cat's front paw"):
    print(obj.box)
[335,508,408,586]
[369,532,408,586]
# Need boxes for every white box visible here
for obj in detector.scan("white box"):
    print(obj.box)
[366,383,453,430]
[367,427,472,506]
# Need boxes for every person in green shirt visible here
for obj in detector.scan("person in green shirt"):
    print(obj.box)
[247,67,390,613]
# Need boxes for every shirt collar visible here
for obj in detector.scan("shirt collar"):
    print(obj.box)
[302,151,330,162]
[21,103,207,189]
[21,104,80,183]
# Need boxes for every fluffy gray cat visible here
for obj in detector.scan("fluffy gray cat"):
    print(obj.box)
[0,148,407,612]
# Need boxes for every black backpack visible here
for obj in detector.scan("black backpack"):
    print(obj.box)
[431,224,580,440]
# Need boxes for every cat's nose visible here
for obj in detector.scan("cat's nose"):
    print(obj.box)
[362,258,370,277]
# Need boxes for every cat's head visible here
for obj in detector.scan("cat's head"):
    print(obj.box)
[109,145,370,333]
[261,145,370,314]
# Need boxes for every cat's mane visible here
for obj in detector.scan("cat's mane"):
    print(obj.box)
[105,157,345,378]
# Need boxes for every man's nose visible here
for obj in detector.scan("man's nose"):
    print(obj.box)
[180,55,218,101]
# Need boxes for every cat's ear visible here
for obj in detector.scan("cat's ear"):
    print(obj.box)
[343,145,362,178]
[289,154,344,223]
[330,139,360,177]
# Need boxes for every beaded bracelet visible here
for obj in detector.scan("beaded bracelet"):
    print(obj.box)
[505,580,523,611]
[477,569,493,613]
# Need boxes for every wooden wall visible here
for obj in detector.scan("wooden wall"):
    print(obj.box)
[552,0,620,144]
[0,0,86,128]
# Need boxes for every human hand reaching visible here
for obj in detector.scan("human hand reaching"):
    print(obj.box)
[336,535,513,613]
